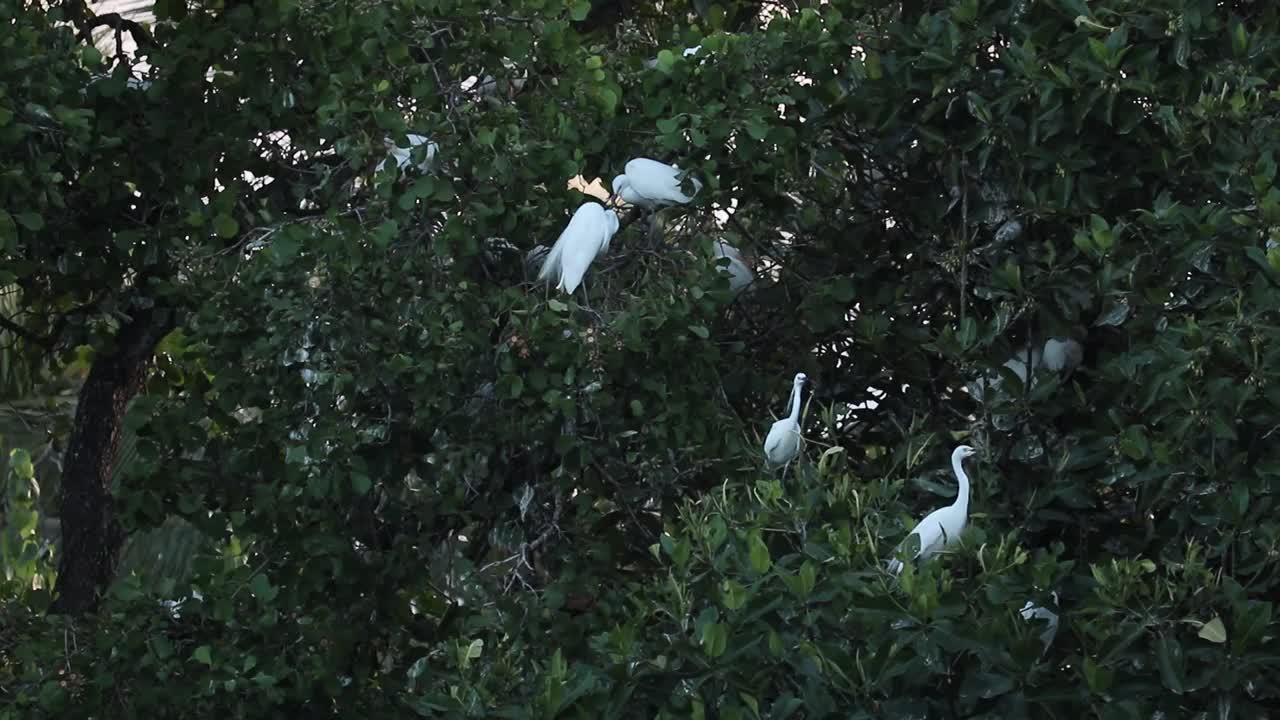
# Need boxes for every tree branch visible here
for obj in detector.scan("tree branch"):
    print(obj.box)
[0,313,56,349]
[64,0,157,50]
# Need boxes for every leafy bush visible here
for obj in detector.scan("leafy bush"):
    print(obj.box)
[3,0,1280,717]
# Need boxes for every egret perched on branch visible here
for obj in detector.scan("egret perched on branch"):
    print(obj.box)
[764,372,808,472]
[537,202,620,296]
[377,134,438,174]
[612,158,703,208]
[714,241,754,293]
[1020,591,1060,654]
[887,445,977,575]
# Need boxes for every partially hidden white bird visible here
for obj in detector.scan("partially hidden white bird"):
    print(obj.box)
[1020,591,1060,653]
[887,445,977,575]
[713,241,754,293]
[377,133,438,174]
[612,158,703,208]
[764,372,807,471]
[475,58,528,98]
[643,45,704,69]
[967,337,1082,402]
[537,202,620,295]
[1040,338,1083,372]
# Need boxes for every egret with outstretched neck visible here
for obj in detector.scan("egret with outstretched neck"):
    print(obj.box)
[887,445,977,575]
[764,373,807,474]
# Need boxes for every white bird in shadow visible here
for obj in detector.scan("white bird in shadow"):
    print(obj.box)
[377,133,438,174]
[764,372,808,474]
[887,445,977,575]
[612,158,703,208]
[1020,591,1060,654]
[714,241,755,293]
[537,202,620,297]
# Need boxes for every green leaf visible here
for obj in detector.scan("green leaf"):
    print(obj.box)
[213,213,239,239]
[688,325,710,339]
[9,449,34,480]
[747,531,772,574]
[1197,616,1227,643]
[701,622,727,658]
[961,672,1014,700]
[351,472,372,496]
[1155,634,1184,693]
[656,49,676,72]
[14,212,44,231]
[569,0,591,21]
[1093,300,1130,327]
[193,645,213,665]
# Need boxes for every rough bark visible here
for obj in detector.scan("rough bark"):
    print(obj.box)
[49,304,174,615]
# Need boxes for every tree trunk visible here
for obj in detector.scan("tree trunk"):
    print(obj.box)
[49,304,173,615]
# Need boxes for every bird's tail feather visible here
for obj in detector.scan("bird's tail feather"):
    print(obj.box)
[538,243,564,283]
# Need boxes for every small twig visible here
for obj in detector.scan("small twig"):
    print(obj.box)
[959,161,969,325]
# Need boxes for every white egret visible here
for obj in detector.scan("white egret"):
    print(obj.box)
[967,337,1081,402]
[612,158,703,208]
[1040,337,1083,373]
[377,133,438,174]
[967,348,1040,403]
[764,372,808,471]
[537,202,620,295]
[713,241,754,293]
[887,445,977,575]
[1020,591,1060,653]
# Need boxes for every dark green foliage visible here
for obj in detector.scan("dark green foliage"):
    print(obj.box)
[4,0,1280,717]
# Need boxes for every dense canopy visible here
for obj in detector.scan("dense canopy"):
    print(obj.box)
[3,0,1280,717]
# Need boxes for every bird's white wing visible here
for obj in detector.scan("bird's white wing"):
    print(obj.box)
[537,238,565,284]
[714,241,744,262]
[910,505,964,559]
[553,203,608,293]
[724,257,754,292]
[763,417,797,463]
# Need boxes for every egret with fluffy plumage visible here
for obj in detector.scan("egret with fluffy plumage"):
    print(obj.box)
[612,158,702,208]
[537,202,620,296]
[887,445,977,575]
[764,373,807,472]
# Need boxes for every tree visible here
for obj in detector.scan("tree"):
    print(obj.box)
[3,0,1280,716]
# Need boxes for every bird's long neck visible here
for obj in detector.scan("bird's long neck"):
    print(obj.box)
[788,383,803,422]
[951,455,970,514]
